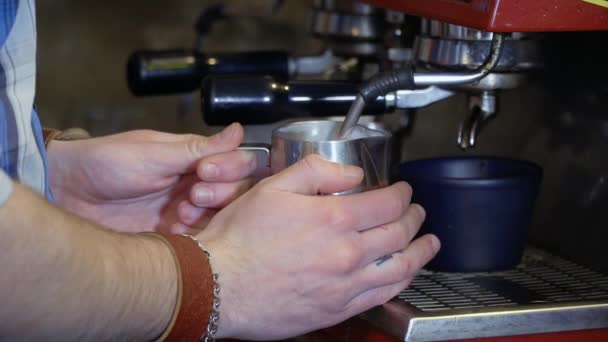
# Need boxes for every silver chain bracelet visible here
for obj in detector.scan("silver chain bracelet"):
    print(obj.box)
[182,234,220,342]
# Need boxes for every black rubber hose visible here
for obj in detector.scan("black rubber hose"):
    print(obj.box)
[194,3,226,50]
[359,64,416,102]
[338,65,416,137]
[194,3,226,37]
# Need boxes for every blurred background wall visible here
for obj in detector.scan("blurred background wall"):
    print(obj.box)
[35,0,315,136]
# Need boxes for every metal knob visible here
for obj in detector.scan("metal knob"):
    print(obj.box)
[458,91,497,150]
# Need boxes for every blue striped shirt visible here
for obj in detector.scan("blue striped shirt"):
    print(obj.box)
[0,0,52,206]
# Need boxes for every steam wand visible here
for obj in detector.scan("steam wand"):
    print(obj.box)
[337,33,505,139]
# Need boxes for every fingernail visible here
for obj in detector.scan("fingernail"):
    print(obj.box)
[180,203,198,222]
[171,222,189,234]
[413,203,426,220]
[344,166,364,179]
[202,163,219,179]
[242,151,257,169]
[430,235,441,253]
[194,186,214,205]
[220,123,238,139]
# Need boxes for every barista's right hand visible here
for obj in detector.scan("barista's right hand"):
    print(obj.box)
[196,154,440,340]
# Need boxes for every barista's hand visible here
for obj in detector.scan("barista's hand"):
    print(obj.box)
[47,123,260,233]
[197,155,440,340]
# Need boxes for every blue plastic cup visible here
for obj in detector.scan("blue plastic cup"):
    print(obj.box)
[399,156,542,272]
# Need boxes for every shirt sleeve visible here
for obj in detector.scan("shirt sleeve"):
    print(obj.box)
[0,169,14,207]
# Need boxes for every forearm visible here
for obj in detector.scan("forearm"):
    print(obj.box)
[0,183,177,340]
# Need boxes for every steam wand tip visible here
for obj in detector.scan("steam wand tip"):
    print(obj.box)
[338,95,366,139]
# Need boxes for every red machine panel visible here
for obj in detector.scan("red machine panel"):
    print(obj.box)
[362,0,608,32]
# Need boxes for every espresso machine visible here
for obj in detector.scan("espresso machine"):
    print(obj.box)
[127,0,608,340]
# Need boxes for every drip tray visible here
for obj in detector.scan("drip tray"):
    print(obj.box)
[360,247,608,341]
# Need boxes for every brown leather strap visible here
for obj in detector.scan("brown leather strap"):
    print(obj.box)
[142,233,184,342]
[42,128,63,148]
[154,233,215,341]
[42,127,91,149]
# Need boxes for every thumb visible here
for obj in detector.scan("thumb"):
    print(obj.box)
[266,154,364,195]
[160,123,244,173]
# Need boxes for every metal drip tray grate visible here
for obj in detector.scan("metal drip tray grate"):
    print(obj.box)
[400,247,608,311]
[361,247,608,341]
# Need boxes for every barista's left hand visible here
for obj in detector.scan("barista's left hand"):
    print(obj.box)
[47,123,261,233]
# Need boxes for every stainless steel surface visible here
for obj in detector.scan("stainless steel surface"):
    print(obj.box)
[458,91,497,149]
[326,115,400,135]
[360,247,608,341]
[419,19,529,41]
[420,18,494,40]
[385,10,405,24]
[451,73,527,91]
[413,33,506,87]
[323,40,383,57]
[311,10,381,41]
[387,47,412,64]
[310,1,384,57]
[385,11,413,65]
[237,143,272,170]
[288,50,337,76]
[415,36,543,72]
[313,0,376,15]
[271,120,390,193]
[388,86,455,109]
[413,21,537,148]
[338,96,366,138]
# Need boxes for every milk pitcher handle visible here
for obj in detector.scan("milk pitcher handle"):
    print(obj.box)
[238,143,271,169]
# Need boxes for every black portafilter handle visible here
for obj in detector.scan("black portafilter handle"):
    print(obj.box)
[201,75,388,126]
[127,49,290,96]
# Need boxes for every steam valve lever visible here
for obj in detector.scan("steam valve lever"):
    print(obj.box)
[200,76,459,126]
[127,49,290,96]
[200,76,388,126]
